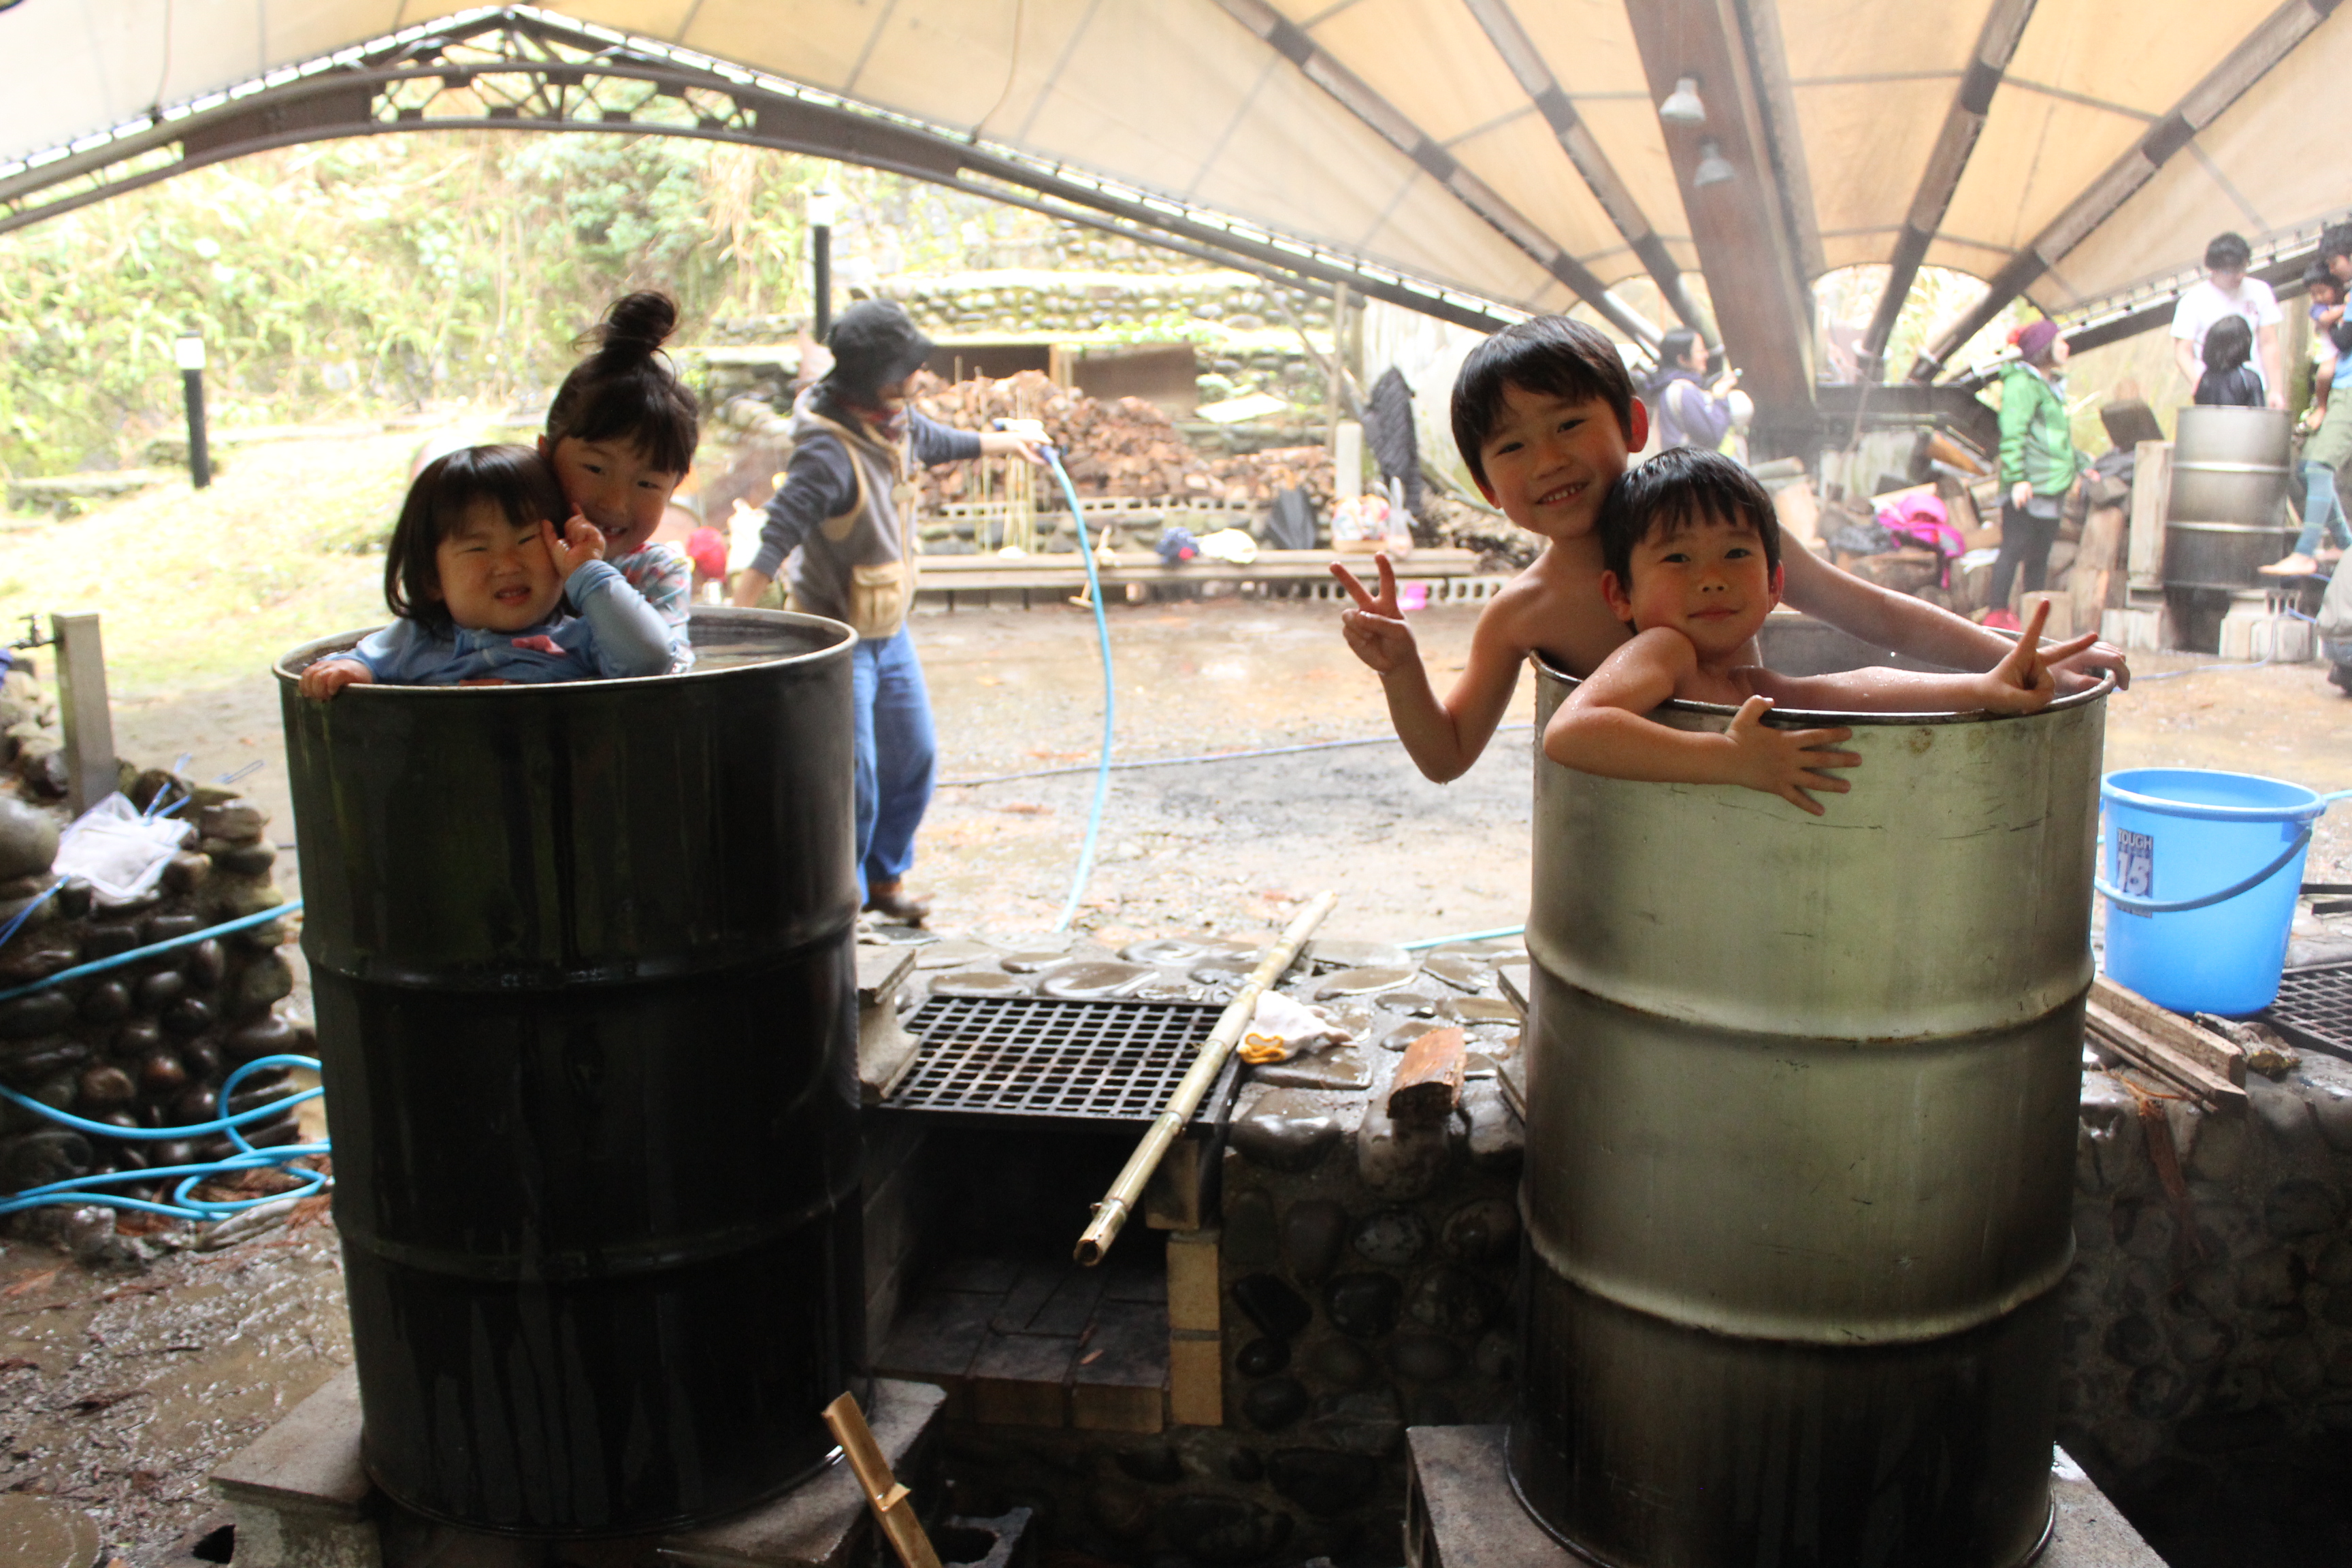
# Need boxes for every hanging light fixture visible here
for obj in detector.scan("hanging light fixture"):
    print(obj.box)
[1659,75,1707,125]
[1693,140,1737,188]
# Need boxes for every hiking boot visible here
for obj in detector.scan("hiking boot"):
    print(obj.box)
[864,881,931,926]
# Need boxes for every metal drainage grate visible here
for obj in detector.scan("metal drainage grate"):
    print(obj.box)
[2260,963,2352,1064]
[889,996,1230,1128]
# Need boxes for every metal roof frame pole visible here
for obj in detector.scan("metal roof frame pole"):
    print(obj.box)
[0,8,1508,333]
[1857,0,2039,383]
[1460,0,1715,343]
[1625,0,1818,457]
[1910,0,2340,385]
[1208,0,1663,351]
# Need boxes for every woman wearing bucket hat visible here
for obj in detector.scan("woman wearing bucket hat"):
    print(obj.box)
[732,299,1043,925]
[1983,318,2085,633]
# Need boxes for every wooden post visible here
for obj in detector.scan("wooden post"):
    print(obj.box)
[2127,440,2172,591]
[50,613,116,817]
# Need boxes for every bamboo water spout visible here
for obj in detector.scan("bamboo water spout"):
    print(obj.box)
[1073,891,1337,1266]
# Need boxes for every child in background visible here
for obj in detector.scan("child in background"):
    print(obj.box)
[297,446,672,698]
[2266,266,2352,576]
[1330,316,2127,783]
[2193,316,2266,408]
[539,292,700,670]
[1546,448,2093,815]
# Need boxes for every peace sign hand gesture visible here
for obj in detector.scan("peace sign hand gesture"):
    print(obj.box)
[1330,552,1418,674]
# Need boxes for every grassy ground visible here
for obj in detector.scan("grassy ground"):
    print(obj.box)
[0,432,419,700]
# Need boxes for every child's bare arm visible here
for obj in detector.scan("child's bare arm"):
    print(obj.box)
[1333,553,1525,783]
[299,658,374,700]
[1780,544,2129,692]
[1743,600,2097,715]
[1545,630,1859,815]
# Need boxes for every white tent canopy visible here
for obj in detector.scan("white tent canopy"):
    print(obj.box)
[3,0,2345,404]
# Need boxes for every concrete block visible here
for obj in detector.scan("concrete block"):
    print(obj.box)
[1401,1426,2166,1568]
[661,1379,947,1568]
[210,1363,949,1568]
[2102,605,2176,653]
[211,1362,373,1524]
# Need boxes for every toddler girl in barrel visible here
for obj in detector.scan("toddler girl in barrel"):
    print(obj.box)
[538,291,702,670]
[297,445,671,697]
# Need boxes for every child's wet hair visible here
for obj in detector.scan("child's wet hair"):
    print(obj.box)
[2202,314,2253,375]
[385,445,570,631]
[1450,316,1637,487]
[1599,445,1781,591]
[543,291,700,475]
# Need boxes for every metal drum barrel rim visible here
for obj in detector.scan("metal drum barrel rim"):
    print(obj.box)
[274,605,858,689]
[1531,651,2114,723]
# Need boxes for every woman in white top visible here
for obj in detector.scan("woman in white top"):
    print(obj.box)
[2171,231,2284,409]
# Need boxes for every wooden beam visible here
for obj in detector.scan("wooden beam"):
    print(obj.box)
[1859,0,2039,377]
[1209,0,1662,348]
[1910,0,2338,382]
[1460,0,1712,340]
[1623,0,1817,446]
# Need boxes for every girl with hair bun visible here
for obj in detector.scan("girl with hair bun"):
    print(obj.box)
[538,291,702,669]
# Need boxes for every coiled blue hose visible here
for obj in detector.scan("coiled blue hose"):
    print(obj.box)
[0,899,328,1222]
[1,1054,327,1222]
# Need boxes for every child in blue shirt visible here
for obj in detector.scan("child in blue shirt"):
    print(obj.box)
[538,291,702,671]
[298,444,672,698]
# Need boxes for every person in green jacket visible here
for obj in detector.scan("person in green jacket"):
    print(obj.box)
[1984,318,2085,632]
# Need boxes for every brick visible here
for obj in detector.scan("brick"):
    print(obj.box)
[1165,1228,1222,1333]
[1168,1333,1223,1428]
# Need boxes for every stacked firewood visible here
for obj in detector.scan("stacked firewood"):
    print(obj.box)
[907,372,1333,509]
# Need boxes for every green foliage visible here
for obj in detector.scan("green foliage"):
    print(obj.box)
[0,131,851,479]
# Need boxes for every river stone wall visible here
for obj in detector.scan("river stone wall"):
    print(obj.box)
[2063,1048,2352,1521]
[0,745,308,1249]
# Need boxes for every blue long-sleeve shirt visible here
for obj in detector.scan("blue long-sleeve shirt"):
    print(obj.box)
[346,560,672,685]
[749,393,983,585]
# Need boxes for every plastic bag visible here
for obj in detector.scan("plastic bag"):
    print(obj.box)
[1237,991,1348,1064]
[54,794,194,906]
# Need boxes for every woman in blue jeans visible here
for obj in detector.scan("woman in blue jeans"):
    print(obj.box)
[732,301,1041,923]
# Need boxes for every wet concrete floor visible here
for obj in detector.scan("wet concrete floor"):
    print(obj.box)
[16,594,2352,1563]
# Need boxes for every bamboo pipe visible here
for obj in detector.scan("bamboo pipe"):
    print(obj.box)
[1073,890,1338,1265]
[823,1392,943,1568]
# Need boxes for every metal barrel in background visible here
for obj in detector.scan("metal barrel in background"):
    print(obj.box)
[276,607,866,1537]
[1511,640,2110,1568]
[2166,404,2295,589]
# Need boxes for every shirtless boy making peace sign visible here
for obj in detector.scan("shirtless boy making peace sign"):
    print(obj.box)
[1333,316,2125,785]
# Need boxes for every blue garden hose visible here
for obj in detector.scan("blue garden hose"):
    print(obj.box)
[0,900,327,1222]
[0,1054,327,1222]
[1041,446,1117,932]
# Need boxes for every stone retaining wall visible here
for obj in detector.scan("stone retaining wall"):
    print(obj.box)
[0,668,308,1236]
[2063,1051,2352,1511]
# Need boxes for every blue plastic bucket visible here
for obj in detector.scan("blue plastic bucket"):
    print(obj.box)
[2098,768,2341,1016]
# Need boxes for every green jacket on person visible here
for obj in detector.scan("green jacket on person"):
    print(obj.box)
[1997,361,2085,498]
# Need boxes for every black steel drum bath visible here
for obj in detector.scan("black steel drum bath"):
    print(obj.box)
[276,606,864,1536]
[1512,630,2110,1567]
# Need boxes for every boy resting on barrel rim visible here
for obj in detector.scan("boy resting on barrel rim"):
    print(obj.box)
[1544,446,2097,815]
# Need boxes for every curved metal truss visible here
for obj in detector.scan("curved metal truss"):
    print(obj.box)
[0,4,1516,331]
